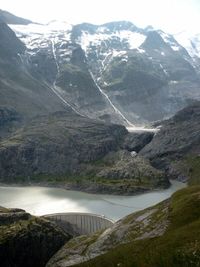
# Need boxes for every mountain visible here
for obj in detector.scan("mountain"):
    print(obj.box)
[0,16,170,193]
[0,20,69,123]
[140,101,200,184]
[0,9,32,24]
[7,19,200,126]
[0,111,168,194]
[0,10,199,190]
[0,11,200,267]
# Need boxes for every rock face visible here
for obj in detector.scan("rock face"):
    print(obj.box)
[46,186,200,267]
[0,111,126,178]
[0,111,168,194]
[140,101,200,171]
[135,101,200,185]
[122,131,154,152]
[7,18,200,126]
[0,207,71,267]
[0,21,25,58]
[0,20,67,120]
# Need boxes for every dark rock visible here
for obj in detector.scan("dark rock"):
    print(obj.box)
[0,111,127,178]
[0,207,71,267]
[140,101,200,171]
[0,22,25,59]
[122,131,154,152]
[0,107,21,126]
[0,111,169,193]
[0,211,31,225]
[0,9,32,25]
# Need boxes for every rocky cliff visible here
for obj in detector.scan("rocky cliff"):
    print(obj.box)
[140,101,200,183]
[0,206,71,267]
[0,111,168,194]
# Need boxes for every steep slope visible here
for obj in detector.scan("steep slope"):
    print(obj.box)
[9,18,200,126]
[0,9,32,25]
[140,101,200,183]
[0,21,70,124]
[71,22,200,124]
[0,206,70,267]
[9,22,127,125]
[175,31,200,74]
[46,185,200,267]
[0,111,168,194]
[140,102,200,166]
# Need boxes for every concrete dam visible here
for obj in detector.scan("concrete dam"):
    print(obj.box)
[43,212,114,236]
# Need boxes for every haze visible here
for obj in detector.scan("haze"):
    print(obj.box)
[1,0,200,34]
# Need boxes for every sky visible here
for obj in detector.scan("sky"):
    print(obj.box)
[1,0,200,34]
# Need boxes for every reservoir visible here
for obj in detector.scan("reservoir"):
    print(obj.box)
[0,180,186,221]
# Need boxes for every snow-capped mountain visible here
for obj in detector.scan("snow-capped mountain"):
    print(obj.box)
[1,11,200,126]
[175,31,200,65]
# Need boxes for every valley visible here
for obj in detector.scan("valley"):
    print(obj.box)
[0,8,200,267]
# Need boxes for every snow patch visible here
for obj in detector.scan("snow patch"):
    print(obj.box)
[9,22,72,53]
[78,29,146,52]
[115,30,146,49]
[170,80,179,84]
[137,48,145,53]
[160,31,181,52]
[175,31,200,58]
[159,63,168,76]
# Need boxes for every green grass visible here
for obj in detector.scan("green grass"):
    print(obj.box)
[0,171,160,193]
[0,217,36,244]
[186,156,200,186]
[72,186,200,267]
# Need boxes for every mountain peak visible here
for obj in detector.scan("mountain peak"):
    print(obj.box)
[102,21,138,31]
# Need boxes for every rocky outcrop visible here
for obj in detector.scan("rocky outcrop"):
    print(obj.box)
[46,199,170,266]
[140,101,200,168]
[0,21,25,59]
[122,131,154,152]
[0,207,71,267]
[0,107,22,139]
[0,111,168,194]
[0,107,21,126]
[138,101,200,183]
[0,111,126,177]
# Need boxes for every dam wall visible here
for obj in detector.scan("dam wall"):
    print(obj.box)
[43,212,114,236]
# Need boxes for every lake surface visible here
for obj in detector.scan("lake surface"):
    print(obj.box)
[0,181,186,221]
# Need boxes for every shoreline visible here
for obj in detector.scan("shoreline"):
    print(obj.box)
[0,179,186,197]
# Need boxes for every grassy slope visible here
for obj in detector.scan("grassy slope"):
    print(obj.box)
[73,186,200,267]
[185,156,200,186]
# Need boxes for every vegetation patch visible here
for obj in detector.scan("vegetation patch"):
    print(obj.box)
[59,186,200,267]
